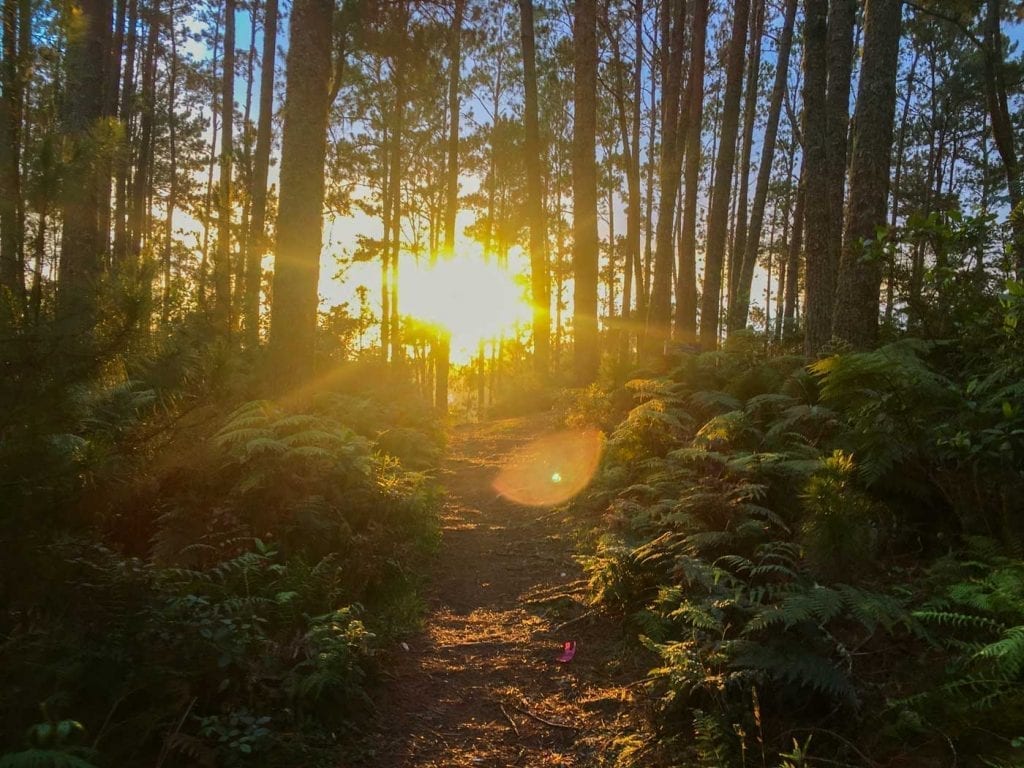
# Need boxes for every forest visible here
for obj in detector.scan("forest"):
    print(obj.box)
[2,0,1024,763]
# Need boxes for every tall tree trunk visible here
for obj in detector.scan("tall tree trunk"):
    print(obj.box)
[832,0,901,348]
[674,0,707,344]
[113,0,137,267]
[824,0,855,291]
[731,0,797,330]
[162,0,179,327]
[58,0,112,339]
[214,0,235,335]
[698,0,750,349]
[233,8,256,324]
[573,0,599,383]
[388,2,407,364]
[268,0,333,391]
[244,0,278,347]
[0,0,24,315]
[801,0,830,354]
[443,0,462,254]
[433,0,461,412]
[130,6,158,313]
[784,164,805,340]
[886,46,919,325]
[982,0,1023,278]
[519,0,550,376]
[728,0,764,312]
[645,0,687,354]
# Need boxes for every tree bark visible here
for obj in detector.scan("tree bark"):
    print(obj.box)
[784,164,804,339]
[731,0,797,330]
[698,0,750,349]
[801,0,830,354]
[728,0,764,313]
[832,0,901,348]
[645,0,687,355]
[519,0,550,376]
[214,0,235,336]
[674,0,708,344]
[981,0,1023,278]
[572,0,599,384]
[58,0,112,339]
[824,0,856,298]
[268,0,333,391]
[0,0,24,315]
[162,0,179,327]
[244,0,277,347]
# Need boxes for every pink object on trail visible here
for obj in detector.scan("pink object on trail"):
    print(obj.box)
[556,641,576,663]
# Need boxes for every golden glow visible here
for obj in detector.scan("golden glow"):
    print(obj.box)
[399,256,532,363]
[493,429,604,507]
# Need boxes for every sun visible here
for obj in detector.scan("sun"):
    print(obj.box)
[399,256,532,362]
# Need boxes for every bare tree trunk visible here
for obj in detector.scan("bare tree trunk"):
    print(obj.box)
[698,0,750,349]
[886,46,918,325]
[268,0,333,391]
[388,2,407,364]
[674,0,707,344]
[728,0,764,312]
[832,0,901,348]
[982,0,1023,278]
[0,0,24,314]
[801,0,830,354]
[244,0,277,346]
[58,0,112,340]
[645,0,687,354]
[130,5,158,323]
[113,0,137,268]
[823,0,856,300]
[731,0,796,330]
[572,0,599,384]
[162,0,179,327]
[519,0,550,376]
[784,163,805,340]
[214,0,235,336]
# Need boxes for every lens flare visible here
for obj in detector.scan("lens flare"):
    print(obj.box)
[493,429,603,506]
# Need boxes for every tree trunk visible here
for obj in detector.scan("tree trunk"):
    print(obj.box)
[113,0,137,267]
[130,6,158,311]
[645,0,687,354]
[823,0,856,301]
[784,165,804,340]
[801,0,830,354]
[58,0,112,339]
[572,0,599,384]
[162,0,179,327]
[268,0,333,391]
[731,0,796,330]
[886,46,919,325]
[214,0,235,336]
[519,0,550,376]
[0,0,24,315]
[388,4,407,364]
[728,0,764,313]
[832,0,901,348]
[244,0,277,347]
[982,0,1023,278]
[698,0,750,349]
[674,0,707,344]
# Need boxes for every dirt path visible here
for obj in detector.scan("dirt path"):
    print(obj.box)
[352,416,651,767]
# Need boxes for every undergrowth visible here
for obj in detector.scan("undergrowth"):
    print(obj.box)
[0,331,442,766]
[569,294,1024,766]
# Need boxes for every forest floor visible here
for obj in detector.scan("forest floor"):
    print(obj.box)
[350,415,655,767]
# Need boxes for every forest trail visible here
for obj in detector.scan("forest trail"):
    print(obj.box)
[353,416,649,767]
